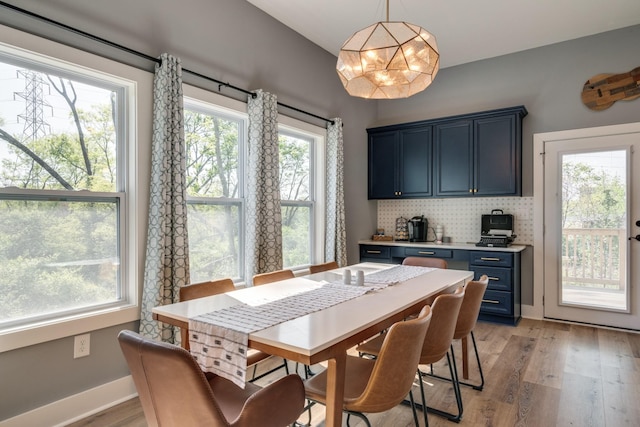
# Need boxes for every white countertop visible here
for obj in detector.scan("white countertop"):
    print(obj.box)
[359,239,527,253]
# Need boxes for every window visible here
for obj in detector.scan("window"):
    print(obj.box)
[279,129,313,268]
[183,87,326,282]
[183,96,246,283]
[0,26,144,351]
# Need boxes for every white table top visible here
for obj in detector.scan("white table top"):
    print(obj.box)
[152,262,473,358]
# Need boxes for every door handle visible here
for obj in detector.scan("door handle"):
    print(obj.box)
[629,235,640,242]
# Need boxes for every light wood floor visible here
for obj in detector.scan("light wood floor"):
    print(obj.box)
[68,318,640,426]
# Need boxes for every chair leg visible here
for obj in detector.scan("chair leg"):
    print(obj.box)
[418,369,429,427]
[467,331,485,390]
[249,357,289,382]
[408,388,423,427]
[416,349,464,423]
[425,332,485,391]
[346,411,372,427]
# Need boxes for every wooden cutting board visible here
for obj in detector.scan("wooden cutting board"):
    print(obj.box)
[581,66,640,110]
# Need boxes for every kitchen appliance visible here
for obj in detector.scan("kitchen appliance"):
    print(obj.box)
[408,215,428,242]
[476,209,516,247]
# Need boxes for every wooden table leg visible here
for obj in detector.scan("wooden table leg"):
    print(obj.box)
[461,336,469,380]
[325,352,347,427]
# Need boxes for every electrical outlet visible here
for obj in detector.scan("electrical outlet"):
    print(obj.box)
[74,333,90,358]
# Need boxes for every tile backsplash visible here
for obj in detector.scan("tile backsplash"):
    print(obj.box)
[377,197,534,245]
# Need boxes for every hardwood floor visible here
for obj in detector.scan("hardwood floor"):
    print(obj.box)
[69,319,640,426]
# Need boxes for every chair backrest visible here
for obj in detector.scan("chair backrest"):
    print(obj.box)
[179,278,235,350]
[118,330,228,426]
[454,275,489,340]
[309,261,339,274]
[419,287,465,365]
[402,256,448,269]
[350,305,432,412]
[252,269,294,286]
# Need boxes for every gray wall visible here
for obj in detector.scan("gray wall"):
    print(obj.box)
[0,0,638,421]
[375,24,640,196]
[0,0,377,420]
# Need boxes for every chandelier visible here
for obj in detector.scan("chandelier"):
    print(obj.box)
[336,0,439,99]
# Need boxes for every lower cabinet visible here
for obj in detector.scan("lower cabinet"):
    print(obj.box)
[359,245,392,263]
[469,251,521,325]
[359,243,522,325]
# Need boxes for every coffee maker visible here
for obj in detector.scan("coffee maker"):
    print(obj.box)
[407,215,428,242]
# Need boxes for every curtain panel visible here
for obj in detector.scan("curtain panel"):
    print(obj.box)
[245,90,283,284]
[326,118,347,266]
[139,53,190,342]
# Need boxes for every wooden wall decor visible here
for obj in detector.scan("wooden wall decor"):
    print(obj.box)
[581,66,640,110]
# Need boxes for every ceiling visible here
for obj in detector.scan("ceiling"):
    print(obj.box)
[246,0,640,69]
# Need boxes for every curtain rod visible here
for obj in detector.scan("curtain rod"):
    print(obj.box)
[0,0,336,126]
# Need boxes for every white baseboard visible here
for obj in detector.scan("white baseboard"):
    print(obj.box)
[1,376,137,427]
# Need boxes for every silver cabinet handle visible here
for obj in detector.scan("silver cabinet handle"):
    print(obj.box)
[480,257,501,262]
[418,251,435,255]
[488,276,500,281]
[482,299,500,304]
[366,250,381,254]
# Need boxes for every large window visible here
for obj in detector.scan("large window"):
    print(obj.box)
[279,129,313,268]
[0,27,143,351]
[184,88,325,283]
[184,98,245,283]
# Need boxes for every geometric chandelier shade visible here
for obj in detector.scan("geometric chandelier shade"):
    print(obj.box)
[336,13,439,99]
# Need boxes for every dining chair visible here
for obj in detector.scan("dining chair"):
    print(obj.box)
[117,330,305,427]
[430,275,489,391]
[304,305,433,427]
[179,279,235,351]
[252,269,295,286]
[309,260,339,274]
[402,256,448,269]
[357,287,465,425]
[180,278,289,381]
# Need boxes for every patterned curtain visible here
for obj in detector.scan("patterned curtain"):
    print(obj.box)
[326,118,347,266]
[139,54,189,342]
[245,90,283,284]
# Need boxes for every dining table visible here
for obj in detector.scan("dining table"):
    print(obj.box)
[152,262,473,427]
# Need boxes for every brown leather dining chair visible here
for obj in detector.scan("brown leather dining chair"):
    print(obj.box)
[118,330,305,427]
[304,305,433,427]
[179,279,235,351]
[180,278,289,381]
[357,287,465,425]
[252,268,295,286]
[402,256,448,308]
[431,275,489,391]
[402,256,448,269]
[309,260,339,274]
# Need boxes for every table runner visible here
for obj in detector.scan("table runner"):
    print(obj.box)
[188,265,435,387]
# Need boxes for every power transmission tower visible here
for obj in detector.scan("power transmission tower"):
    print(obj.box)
[15,69,50,141]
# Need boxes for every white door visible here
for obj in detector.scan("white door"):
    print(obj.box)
[540,124,640,330]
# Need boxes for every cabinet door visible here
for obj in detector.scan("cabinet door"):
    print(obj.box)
[399,127,432,197]
[434,120,473,196]
[474,114,520,196]
[368,131,398,199]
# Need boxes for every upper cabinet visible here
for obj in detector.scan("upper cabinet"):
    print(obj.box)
[368,106,527,200]
[368,126,432,199]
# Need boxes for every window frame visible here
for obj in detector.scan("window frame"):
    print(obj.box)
[0,24,147,352]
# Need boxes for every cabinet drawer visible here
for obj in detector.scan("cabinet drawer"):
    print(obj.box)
[472,266,512,291]
[405,248,452,258]
[360,245,391,260]
[469,251,513,267]
[480,290,513,316]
